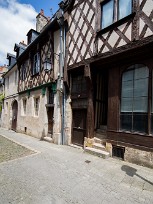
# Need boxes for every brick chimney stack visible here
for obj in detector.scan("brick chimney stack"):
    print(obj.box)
[36,9,49,32]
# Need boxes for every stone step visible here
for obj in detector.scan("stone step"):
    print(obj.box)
[85,147,109,159]
[93,137,106,146]
[92,143,106,151]
[94,137,102,144]
[43,137,53,143]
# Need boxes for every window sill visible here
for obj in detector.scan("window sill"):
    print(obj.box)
[97,12,136,36]
[31,72,40,77]
[45,104,54,108]
[118,130,153,137]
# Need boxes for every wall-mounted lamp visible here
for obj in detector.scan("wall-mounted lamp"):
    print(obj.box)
[44,53,60,72]
[44,58,52,72]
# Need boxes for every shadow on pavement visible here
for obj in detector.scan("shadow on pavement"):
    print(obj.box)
[121,165,153,186]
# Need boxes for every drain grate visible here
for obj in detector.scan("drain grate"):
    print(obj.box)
[112,145,125,160]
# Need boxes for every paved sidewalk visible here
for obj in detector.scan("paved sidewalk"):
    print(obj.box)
[0,128,153,204]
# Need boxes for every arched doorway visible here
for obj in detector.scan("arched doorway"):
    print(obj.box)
[12,100,18,131]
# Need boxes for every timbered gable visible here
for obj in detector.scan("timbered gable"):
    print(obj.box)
[67,0,96,66]
[139,0,153,39]
[66,0,153,68]
[96,0,136,55]
[18,35,54,92]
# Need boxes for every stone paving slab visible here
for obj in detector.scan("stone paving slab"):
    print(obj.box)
[0,128,153,204]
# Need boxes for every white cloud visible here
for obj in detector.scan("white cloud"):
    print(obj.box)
[0,0,37,65]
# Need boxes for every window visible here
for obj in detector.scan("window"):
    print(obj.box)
[34,97,40,116]
[6,77,9,89]
[15,70,17,85]
[5,102,8,114]
[101,0,132,29]
[32,53,40,75]
[23,99,27,115]
[72,75,87,96]
[48,87,54,104]
[120,64,149,133]
[21,61,27,80]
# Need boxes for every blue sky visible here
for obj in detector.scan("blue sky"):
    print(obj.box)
[0,0,61,65]
[19,0,61,17]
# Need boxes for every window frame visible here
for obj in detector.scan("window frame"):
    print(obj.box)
[15,70,17,85]
[5,102,8,114]
[101,0,133,30]
[22,98,27,116]
[48,87,54,105]
[32,52,40,76]
[120,64,151,135]
[34,97,40,117]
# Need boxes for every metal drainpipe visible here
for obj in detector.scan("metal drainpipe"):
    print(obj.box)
[63,25,66,145]
[59,9,65,145]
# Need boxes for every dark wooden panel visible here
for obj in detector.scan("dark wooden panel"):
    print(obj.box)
[72,109,87,146]
[107,131,153,149]
[107,67,120,131]
[12,100,18,131]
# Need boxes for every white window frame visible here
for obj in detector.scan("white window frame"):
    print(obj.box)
[34,97,40,117]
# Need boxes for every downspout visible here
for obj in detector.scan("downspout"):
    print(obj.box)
[57,8,65,145]
[63,23,66,145]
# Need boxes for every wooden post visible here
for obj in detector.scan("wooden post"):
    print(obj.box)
[84,64,94,138]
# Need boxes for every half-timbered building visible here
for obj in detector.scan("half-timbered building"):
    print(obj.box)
[63,0,153,167]
[16,10,65,144]
[1,53,18,131]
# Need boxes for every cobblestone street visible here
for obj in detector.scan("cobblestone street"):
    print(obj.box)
[0,135,34,163]
[0,128,153,204]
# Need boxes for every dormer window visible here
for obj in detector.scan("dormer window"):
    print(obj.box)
[101,0,132,29]
[32,53,40,75]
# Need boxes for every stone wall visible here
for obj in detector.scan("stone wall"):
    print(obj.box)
[124,147,153,169]
[17,89,48,139]
[106,142,153,169]
[64,96,72,145]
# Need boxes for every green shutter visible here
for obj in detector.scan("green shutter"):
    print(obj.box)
[42,87,46,96]
[52,82,57,94]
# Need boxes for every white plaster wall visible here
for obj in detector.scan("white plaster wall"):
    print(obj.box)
[5,65,18,97]
[17,89,48,139]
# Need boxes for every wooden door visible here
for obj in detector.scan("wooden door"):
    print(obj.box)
[47,107,54,135]
[72,109,87,146]
[12,100,18,131]
[95,71,108,129]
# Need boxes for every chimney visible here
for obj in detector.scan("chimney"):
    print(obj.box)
[40,9,44,16]
[19,40,27,46]
[36,9,49,32]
